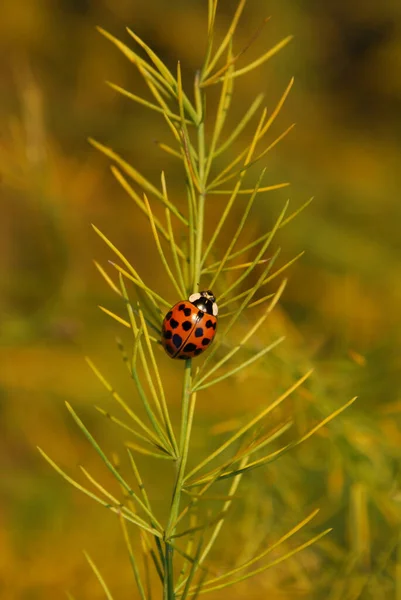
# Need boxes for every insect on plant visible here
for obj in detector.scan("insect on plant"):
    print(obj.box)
[38,1,356,598]
[161,291,218,360]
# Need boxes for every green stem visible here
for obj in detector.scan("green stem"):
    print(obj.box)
[164,360,194,598]
[193,72,206,291]
[165,65,205,600]
[194,190,205,290]
[164,542,175,600]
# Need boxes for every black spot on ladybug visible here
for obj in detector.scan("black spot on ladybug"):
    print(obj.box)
[183,343,197,352]
[166,345,175,355]
[205,320,214,328]
[178,304,186,310]
[182,321,192,331]
[202,338,210,346]
[164,330,172,340]
[195,327,203,337]
[165,311,173,320]
[184,308,192,317]
[194,348,203,356]
[197,310,204,318]
[172,334,183,348]
[170,318,179,329]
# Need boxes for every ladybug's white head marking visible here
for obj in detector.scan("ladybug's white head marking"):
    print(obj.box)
[189,290,218,317]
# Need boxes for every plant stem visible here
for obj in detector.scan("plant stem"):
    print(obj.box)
[164,360,193,598]
[164,541,175,600]
[193,72,206,291]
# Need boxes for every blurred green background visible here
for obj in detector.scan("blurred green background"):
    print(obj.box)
[1,1,401,598]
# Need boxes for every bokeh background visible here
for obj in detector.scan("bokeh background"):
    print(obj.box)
[1,1,401,598]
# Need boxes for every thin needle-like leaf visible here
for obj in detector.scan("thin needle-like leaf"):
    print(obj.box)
[177,63,201,192]
[107,81,190,123]
[199,250,281,374]
[98,306,131,329]
[165,204,187,297]
[89,138,188,225]
[86,357,164,448]
[118,513,148,600]
[109,261,170,309]
[126,27,198,123]
[137,307,179,456]
[201,107,268,267]
[217,253,303,309]
[94,261,122,296]
[84,551,115,600]
[111,166,186,260]
[65,402,164,530]
[188,421,292,488]
[194,336,285,392]
[156,141,182,159]
[92,224,168,311]
[95,406,166,450]
[176,457,249,595]
[97,27,174,98]
[118,276,173,451]
[176,513,198,588]
[192,529,331,595]
[208,168,266,288]
[126,449,166,584]
[211,123,294,189]
[209,182,289,194]
[209,78,294,189]
[125,441,176,460]
[136,60,177,120]
[204,258,269,274]
[213,93,264,158]
[206,197,312,271]
[37,447,162,537]
[197,281,286,390]
[218,293,274,317]
[171,509,229,540]
[208,35,293,85]
[79,466,126,507]
[217,397,358,481]
[184,370,313,484]
[143,193,185,298]
[207,0,218,36]
[201,16,272,87]
[218,200,288,300]
[180,536,205,600]
[204,44,234,183]
[194,509,320,588]
[203,0,247,78]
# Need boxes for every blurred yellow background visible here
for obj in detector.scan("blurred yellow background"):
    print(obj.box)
[1,0,401,598]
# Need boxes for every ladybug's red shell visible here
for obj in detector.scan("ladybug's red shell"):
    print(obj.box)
[161,300,217,359]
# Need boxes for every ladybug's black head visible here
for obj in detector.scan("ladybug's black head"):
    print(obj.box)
[188,290,218,316]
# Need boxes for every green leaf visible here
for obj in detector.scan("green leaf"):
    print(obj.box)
[84,551,115,600]
[89,138,188,225]
[203,0,247,78]
[184,370,313,484]
[65,401,164,530]
[206,35,293,85]
[193,336,285,392]
[107,81,189,123]
[189,529,331,595]
[118,513,149,600]
[37,447,162,537]
[86,357,165,449]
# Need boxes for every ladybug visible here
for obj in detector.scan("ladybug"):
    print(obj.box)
[161,290,218,359]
